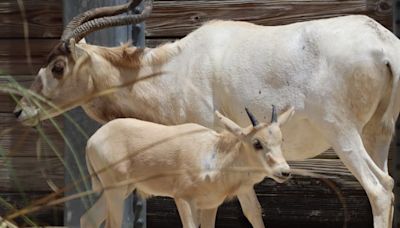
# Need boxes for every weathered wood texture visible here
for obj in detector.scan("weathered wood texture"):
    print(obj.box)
[0,113,64,157]
[0,0,62,38]
[0,76,35,113]
[145,0,392,38]
[0,0,394,75]
[0,39,59,75]
[0,192,63,227]
[0,158,371,227]
[0,0,64,226]
[0,156,64,192]
[148,159,372,228]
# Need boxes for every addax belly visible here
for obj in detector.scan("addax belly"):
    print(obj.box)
[281,117,331,161]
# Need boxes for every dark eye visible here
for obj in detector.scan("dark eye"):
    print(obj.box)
[52,61,65,79]
[253,139,263,150]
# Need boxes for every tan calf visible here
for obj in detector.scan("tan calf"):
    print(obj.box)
[81,107,294,228]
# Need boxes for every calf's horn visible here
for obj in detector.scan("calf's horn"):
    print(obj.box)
[245,108,259,126]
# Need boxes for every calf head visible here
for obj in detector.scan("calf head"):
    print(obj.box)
[215,105,294,183]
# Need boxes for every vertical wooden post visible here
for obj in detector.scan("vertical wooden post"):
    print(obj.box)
[63,0,145,227]
[130,2,147,227]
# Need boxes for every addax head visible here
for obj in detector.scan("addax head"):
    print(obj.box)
[13,0,153,126]
[215,105,295,183]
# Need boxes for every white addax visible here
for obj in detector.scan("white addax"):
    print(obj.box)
[14,0,400,226]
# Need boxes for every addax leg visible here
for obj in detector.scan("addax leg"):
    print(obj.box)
[189,202,200,227]
[80,193,106,228]
[104,188,127,228]
[321,125,394,228]
[200,208,218,228]
[175,198,198,228]
[361,114,394,173]
[237,188,265,228]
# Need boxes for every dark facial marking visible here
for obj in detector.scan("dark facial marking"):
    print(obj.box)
[46,42,70,65]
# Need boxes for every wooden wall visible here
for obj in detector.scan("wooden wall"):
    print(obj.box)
[0,0,393,227]
[0,0,64,226]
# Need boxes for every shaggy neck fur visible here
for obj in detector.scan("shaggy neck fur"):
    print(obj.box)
[86,41,182,69]
[80,41,183,123]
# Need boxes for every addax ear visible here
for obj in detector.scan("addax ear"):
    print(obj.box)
[215,111,244,138]
[277,106,295,126]
[69,38,89,62]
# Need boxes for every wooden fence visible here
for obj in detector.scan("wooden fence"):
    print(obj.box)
[0,0,394,227]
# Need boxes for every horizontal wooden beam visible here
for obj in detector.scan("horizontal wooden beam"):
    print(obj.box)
[0,192,63,226]
[0,156,63,192]
[146,0,392,37]
[1,158,370,226]
[0,0,62,38]
[0,39,59,75]
[0,75,36,113]
[148,160,372,227]
[0,113,64,157]
[0,0,392,40]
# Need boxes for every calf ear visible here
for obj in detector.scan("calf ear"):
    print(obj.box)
[215,111,244,138]
[277,106,295,126]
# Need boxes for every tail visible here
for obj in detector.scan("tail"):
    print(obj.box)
[382,60,400,134]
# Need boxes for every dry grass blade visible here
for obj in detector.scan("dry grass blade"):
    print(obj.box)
[0,216,18,228]
[16,0,33,74]
[4,128,209,221]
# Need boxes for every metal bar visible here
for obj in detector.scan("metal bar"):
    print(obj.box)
[63,0,137,227]
[131,2,147,227]
[394,1,400,227]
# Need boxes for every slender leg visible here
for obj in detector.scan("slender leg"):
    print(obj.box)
[317,122,394,228]
[237,188,265,228]
[361,114,394,173]
[200,208,218,228]
[104,188,127,228]
[80,194,107,228]
[189,202,200,227]
[174,198,197,228]
[361,124,394,226]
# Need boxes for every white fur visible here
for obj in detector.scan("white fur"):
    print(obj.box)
[81,110,292,228]
[16,15,400,228]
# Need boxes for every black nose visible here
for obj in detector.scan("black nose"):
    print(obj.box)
[14,109,22,118]
[281,171,291,178]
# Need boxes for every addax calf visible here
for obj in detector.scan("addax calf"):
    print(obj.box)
[81,107,294,228]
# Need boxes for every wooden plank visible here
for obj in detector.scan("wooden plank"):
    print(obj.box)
[147,160,371,228]
[0,158,368,226]
[0,113,65,157]
[145,0,392,38]
[0,75,35,113]
[0,0,62,38]
[0,157,64,192]
[0,157,368,226]
[0,39,59,75]
[0,192,63,226]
